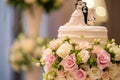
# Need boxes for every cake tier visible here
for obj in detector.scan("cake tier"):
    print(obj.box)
[58,26,108,44]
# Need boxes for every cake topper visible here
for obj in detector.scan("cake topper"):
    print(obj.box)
[65,0,85,26]
[82,2,88,24]
[88,8,96,26]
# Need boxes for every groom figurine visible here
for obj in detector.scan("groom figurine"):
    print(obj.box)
[82,2,88,24]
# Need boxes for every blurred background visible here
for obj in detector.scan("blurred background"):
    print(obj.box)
[0,0,120,80]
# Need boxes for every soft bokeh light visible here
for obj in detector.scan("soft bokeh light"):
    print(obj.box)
[83,0,95,8]
[96,6,106,17]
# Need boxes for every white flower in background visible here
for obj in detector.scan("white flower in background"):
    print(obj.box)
[108,63,119,79]
[11,41,21,52]
[79,41,90,49]
[21,38,35,53]
[54,0,64,7]
[42,48,53,60]
[49,39,63,49]
[10,52,23,62]
[18,33,26,40]
[78,50,90,63]
[24,0,36,4]
[11,63,20,72]
[34,47,42,58]
[110,46,120,61]
[56,42,73,58]
[88,67,102,80]
[36,37,44,44]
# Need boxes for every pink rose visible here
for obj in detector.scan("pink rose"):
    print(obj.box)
[45,54,56,66]
[74,69,86,80]
[60,54,78,72]
[97,50,110,69]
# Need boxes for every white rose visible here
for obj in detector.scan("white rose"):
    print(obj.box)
[108,63,119,79]
[56,42,72,58]
[49,39,62,49]
[88,67,102,80]
[11,41,21,52]
[78,50,90,63]
[81,64,90,73]
[21,38,35,53]
[110,46,120,61]
[25,0,36,4]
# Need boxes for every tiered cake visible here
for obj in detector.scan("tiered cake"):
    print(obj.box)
[58,26,108,44]
[41,0,120,80]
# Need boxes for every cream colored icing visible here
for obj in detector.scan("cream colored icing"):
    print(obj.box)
[58,26,108,44]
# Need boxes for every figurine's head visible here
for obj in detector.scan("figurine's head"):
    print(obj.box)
[75,0,82,9]
[82,2,87,6]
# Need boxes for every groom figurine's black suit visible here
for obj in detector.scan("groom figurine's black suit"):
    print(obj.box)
[82,2,88,24]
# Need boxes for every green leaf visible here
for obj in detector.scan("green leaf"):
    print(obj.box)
[76,56,82,67]
[87,57,97,67]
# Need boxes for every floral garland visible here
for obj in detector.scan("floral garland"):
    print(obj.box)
[7,0,64,13]
[40,38,120,80]
[10,33,49,71]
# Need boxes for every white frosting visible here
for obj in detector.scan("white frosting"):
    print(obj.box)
[58,26,108,44]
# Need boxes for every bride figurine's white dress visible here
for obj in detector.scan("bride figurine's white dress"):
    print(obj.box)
[65,4,85,26]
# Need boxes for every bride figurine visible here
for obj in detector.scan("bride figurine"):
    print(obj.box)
[65,0,85,26]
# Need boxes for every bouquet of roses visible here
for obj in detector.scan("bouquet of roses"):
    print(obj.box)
[7,0,64,12]
[40,38,120,80]
[9,33,49,71]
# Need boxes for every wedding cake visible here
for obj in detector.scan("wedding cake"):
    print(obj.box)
[41,0,120,80]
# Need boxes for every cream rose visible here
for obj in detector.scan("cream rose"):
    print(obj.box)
[25,0,36,4]
[56,42,72,58]
[88,67,102,80]
[21,38,35,53]
[108,63,119,79]
[79,41,90,49]
[102,72,109,80]
[110,46,120,61]
[78,50,90,63]
[66,72,75,80]
[49,39,62,49]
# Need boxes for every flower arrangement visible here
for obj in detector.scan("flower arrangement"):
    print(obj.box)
[10,33,49,71]
[40,38,120,80]
[7,0,64,12]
